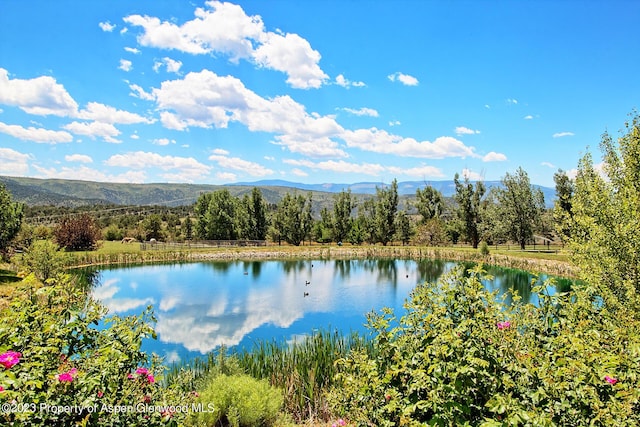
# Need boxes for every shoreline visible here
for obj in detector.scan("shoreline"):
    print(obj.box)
[67,245,578,278]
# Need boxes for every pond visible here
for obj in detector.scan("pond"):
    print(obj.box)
[88,259,570,365]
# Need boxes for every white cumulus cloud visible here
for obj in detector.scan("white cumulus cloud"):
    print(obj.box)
[63,121,121,143]
[335,74,365,88]
[153,57,183,74]
[0,148,31,175]
[0,68,78,116]
[482,151,507,162]
[65,154,93,163]
[124,1,327,89]
[342,128,477,159]
[99,21,116,32]
[119,59,133,72]
[104,151,211,182]
[341,107,379,117]
[151,69,346,157]
[0,121,73,144]
[77,102,152,124]
[455,126,480,136]
[388,72,419,86]
[209,153,274,177]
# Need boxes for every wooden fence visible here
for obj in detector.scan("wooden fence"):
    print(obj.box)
[139,239,267,251]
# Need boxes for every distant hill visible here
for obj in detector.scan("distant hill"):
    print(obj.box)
[232,179,556,207]
[0,175,555,208]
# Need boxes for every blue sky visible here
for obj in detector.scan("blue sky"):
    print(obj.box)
[1,0,638,188]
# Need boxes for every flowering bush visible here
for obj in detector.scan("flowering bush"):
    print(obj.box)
[0,273,191,426]
[0,351,21,369]
[329,265,640,426]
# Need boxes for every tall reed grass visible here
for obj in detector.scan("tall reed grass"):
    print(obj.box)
[166,329,375,423]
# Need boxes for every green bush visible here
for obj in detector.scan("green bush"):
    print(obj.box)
[478,240,490,256]
[0,273,190,426]
[188,373,283,427]
[20,239,66,282]
[103,225,125,241]
[328,265,640,426]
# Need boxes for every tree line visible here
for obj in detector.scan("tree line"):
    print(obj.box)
[2,165,573,254]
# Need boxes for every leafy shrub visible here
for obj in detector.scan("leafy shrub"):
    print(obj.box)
[20,239,66,282]
[54,213,101,251]
[103,225,125,241]
[0,273,190,426]
[478,240,490,256]
[188,373,283,427]
[329,265,640,426]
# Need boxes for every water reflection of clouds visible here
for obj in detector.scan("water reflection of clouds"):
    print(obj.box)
[147,272,305,354]
[93,260,545,357]
[93,278,156,314]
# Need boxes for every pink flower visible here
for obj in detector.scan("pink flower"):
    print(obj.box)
[0,351,21,369]
[97,391,104,398]
[0,386,4,393]
[147,374,155,384]
[605,375,618,385]
[135,367,149,376]
[497,321,511,330]
[56,368,78,383]
[127,373,135,380]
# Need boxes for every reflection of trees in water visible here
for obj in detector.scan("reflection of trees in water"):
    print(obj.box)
[203,261,234,273]
[281,260,310,274]
[75,268,101,291]
[486,267,534,305]
[334,259,398,288]
[241,261,262,278]
[416,259,447,283]
[333,259,352,280]
[555,278,573,293]
[358,259,398,287]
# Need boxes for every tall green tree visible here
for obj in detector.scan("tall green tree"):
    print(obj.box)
[242,187,269,240]
[141,214,163,241]
[0,183,23,257]
[332,190,355,243]
[395,210,412,245]
[183,215,193,241]
[371,179,399,246]
[493,167,545,250]
[272,192,313,246]
[453,173,485,249]
[553,169,574,244]
[194,190,238,240]
[415,186,445,222]
[315,207,333,243]
[570,113,640,308]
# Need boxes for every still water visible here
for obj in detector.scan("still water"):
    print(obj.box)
[89,259,566,364]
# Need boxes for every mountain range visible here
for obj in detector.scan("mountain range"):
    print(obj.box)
[0,176,555,208]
